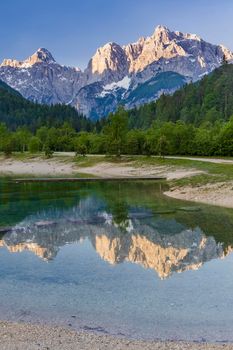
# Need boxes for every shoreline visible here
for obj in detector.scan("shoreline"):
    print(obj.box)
[0,154,233,209]
[1,321,233,350]
[164,181,233,209]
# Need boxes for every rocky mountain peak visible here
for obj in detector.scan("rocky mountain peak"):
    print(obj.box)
[124,25,187,73]
[86,41,129,83]
[152,24,173,42]
[0,48,55,68]
[27,48,55,65]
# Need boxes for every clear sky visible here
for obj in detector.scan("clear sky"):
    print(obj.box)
[1,0,233,69]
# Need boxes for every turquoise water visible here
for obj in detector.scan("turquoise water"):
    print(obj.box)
[0,180,233,342]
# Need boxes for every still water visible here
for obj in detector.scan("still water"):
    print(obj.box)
[0,180,233,342]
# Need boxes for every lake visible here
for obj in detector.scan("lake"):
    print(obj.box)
[0,180,233,342]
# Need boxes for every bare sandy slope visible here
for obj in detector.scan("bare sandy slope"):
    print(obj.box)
[0,321,232,350]
[0,156,203,180]
[77,162,203,180]
[165,181,233,209]
[0,157,76,176]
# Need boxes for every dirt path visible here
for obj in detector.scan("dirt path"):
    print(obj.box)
[54,153,233,165]
[165,156,233,164]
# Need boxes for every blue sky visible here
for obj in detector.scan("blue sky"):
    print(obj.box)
[1,0,233,69]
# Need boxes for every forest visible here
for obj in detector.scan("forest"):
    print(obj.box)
[1,63,233,157]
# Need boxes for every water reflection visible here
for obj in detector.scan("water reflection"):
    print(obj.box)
[1,189,232,279]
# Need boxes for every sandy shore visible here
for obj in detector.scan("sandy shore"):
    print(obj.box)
[77,162,203,180]
[1,321,233,350]
[165,181,233,209]
[0,157,76,176]
[0,156,203,180]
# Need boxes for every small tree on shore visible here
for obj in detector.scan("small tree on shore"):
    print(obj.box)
[44,142,53,158]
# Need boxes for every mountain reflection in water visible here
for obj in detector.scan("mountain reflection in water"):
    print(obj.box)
[1,191,232,279]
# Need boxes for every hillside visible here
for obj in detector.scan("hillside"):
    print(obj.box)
[127,63,233,129]
[0,80,22,97]
[0,80,93,131]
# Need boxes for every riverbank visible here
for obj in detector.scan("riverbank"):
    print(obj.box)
[0,153,204,180]
[1,153,233,208]
[165,181,233,209]
[1,321,233,350]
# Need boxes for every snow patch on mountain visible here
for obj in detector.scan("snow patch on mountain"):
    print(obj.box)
[104,76,131,91]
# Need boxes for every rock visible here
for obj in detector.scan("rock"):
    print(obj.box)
[34,221,57,228]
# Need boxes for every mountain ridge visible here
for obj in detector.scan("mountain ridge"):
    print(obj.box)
[0,25,232,119]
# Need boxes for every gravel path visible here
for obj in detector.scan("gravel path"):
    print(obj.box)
[1,321,233,350]
[165,156,233,164]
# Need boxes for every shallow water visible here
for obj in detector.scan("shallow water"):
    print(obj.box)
[0,180,233,342]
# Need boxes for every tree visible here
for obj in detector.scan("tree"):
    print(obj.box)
[0,123,13,156]
[0,123,9,151]
[44,142,53,158]
[2,136,13,157]
[14,127,32,152]
[217,117,233,155]
[103,107,128,157]
[36,126,49,144]
[75,140,87,157]
[126,130,146,155]
[29,136,42,153]
[74,132,91,157]
[157,135,169,158]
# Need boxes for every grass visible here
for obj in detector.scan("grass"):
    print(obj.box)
[73,155,105,167]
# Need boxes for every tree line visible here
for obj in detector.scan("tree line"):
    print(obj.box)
[1,106,233,157]
[0,80,96,132]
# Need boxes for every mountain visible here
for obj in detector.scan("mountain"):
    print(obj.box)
[0,26,233,119]
[0,48,84,105]
[0,79,93,131]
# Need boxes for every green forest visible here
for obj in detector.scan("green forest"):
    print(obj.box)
[1,63,233,157]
